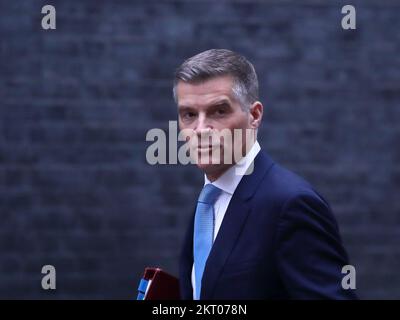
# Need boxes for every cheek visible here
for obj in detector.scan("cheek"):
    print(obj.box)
[229,113,250,130]
[178,120,190,131]
[229,116,252,144]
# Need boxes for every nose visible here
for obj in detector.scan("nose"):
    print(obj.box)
[194,113,213,136]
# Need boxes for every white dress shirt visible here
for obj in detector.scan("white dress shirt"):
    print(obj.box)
[191,141,261,299]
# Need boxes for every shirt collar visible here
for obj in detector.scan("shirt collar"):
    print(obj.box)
[204,141,261,195]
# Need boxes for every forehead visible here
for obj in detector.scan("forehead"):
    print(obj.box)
[176,75,235,108]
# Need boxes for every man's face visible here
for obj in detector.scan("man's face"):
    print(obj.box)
[176,75,258,179]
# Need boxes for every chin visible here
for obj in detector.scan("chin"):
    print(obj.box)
[196,161,230,179]
[195,162,214,172]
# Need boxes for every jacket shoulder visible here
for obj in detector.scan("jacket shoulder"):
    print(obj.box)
[253,157,331,213]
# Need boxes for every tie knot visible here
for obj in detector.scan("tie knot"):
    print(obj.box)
[198,184,222,204]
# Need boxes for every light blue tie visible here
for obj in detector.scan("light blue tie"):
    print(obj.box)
[193,183,222,300]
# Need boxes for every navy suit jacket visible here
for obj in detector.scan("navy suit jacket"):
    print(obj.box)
[179,151,357,300]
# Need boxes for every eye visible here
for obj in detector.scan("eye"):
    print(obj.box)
[182,111,196,120]
[212,106,229,117]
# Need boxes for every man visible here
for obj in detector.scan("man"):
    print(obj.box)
[174,49,356,299]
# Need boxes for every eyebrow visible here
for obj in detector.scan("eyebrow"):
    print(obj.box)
[207,99,232,107]
[177,105,196,114]
[178,99,232,110]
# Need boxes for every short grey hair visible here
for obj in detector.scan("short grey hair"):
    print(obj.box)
[173,49,259,111]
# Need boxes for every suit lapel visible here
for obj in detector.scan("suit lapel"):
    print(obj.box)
[200,151,275,299]
[200,194,251,299]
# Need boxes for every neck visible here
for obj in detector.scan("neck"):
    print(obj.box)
[205,140,257,182]
[205,164,233,182]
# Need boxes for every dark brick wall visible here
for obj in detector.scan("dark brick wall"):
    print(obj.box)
[0,0,399,299]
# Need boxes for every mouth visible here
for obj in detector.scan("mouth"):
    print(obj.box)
[196,144,219,150]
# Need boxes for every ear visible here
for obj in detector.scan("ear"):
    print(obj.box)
[249,101,263,129]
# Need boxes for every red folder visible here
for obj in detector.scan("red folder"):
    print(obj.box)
[138,267,180,300]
